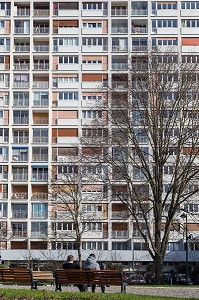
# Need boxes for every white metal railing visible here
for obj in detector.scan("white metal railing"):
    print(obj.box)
[33,117,48,125]
[32,211,48,218]
[13,117,29,125]
[13,99,29,107]
[13,82,29,88]
[13,173,28,181]
[17,8,30,16]
[12,154,28,162]
[32,173,48,181]
[32,154,48,161]
[3,136,9,143]
[13,63,30,70]
[33,9,50,16]
[0,155,8,161]
[132,27,148,34]
[112,230,129,238]
[33,27,49,34]
[0,210,7,217]
[2,173,8,180]
[111,27,128,34]
[32,136,48,143]
[112,63,128,70]
[31,192,48,200]
[33,99,48,107]
[112,45,128,52]
[14,45,30,52]
[33,63,49,70]
[0,81,9,88]
[132,45,148,52]
[12,210,28,218]
[31,232,47,238]
[111,9,128,16]
[33,81,49,89]
[112,211,129,219]
[14,27,30,34]
[12,230,27,237]
[131,9,148,15]
[33,45,49,52]
[13,136,29,143]
[132,63,148,70]
[12,192,28,199]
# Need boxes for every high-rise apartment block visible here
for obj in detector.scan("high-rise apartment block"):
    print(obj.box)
[0,0,199,268]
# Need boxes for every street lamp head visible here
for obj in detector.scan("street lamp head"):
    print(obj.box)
[180,213,187,219]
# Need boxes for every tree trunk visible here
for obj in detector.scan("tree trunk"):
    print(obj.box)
[154,253,164,283]
[77,239,82,268]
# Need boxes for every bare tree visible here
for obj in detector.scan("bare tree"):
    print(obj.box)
[84,48,199,281]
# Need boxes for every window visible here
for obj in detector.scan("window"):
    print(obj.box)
[152,19,177,28]
[33,92,49,106]
[82,110,102,119]
[155,2,177,10]
[82,60,102,64]
[83,222,102,231]
[58,165,78,174]
[112,242,129,250]
[31,222,48,237]
[82,95,102,101]
[133,166,147,181]
[182,19,199,27]
[82,205,102,212]
[59,56,78,64]
[164,166,174,175]
[56,38,78,46]
[184,203,198,213]
[82,241,108,250]
[58,92,78,100]
[83,22,102,28]
[167,242,180,251]
[181,2,199,9]
[82,3,102,10]
[134,128,148,144]
[82,38,107,46]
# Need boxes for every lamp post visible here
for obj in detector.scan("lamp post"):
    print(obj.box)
[180,213,188,285]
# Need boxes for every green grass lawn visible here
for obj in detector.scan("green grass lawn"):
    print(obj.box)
[0,288,197,300]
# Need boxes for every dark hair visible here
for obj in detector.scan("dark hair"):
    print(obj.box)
[89,253,96,258]
[67,255,74,261]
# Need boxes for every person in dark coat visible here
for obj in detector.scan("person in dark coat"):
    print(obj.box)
[63,255,83,292]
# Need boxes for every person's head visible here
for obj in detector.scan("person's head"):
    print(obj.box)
[67,255,74,262]
[89,253,96,259]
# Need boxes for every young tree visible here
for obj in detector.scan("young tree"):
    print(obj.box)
[87,48,199,281]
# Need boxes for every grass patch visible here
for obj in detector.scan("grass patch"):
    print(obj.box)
[0,288,197,300]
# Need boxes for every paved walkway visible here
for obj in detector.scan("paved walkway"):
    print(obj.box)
[0,284,199,298]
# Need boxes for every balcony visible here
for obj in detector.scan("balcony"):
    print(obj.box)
[54,27,79,35]
[53,45,79,53]
[112,211,129,219]
[81,45,108,53]
[33,45,49,52]
[33,99,49,107]
[31,231,47,238]
[0,173,8,181]
[31,192,48,200]
[32,154,48,162]
[0,9,10,16]
[112,230,129,238]
[32,81,49,89]
[12,192,28,199]
[81,26,107,35]
[0,155,8,162]
[13,173,28,181]
[14,27,30,34]
[33,117,48,125]
[14,45,30,52]
[181,27,199,35]
[13,117,29,125]
[112,45,128,52]
[11,230,27,238]
[33,27,49,34]
[0,45,10,52]
[152,27,177,34]
[16,8,30,16]
[111,27,128,34]
[13,99,29,107]
[12,154,28,162]
[112,62,128,70]
[12,210,28,218]
[0,64,10,71]
[82,9,107,17]
[132,45,148,52]
[131,9,148,16]
[33,10,50,17]
[0,81,9,88]
[33,63,49,71]
[132,62,148,70]
[32,136,48,143]
[0,192,8,200]
[111,8,128,16]
[32,173,48,182]
[13,136,29,143]
[153,9,177,17]
[132,27,148,34]
[32,211,48,218]
[57,9,79,17]
[13,82,29,88]
[13,63,30,71]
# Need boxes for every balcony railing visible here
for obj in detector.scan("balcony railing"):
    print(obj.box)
[13,99,29,107]
[31,232,47,238]
[13,63,30,70]
[33,63,49,70]
[112,211,129,219]
[112,45,128,52]
[12,192,28,199]
[32,173,48,181]
[131,9,148,15]
[12,230,27,238]
[32,211,48,218]
[14,45,30,52]
[32,154,48,161]
[13,136,29,143]
[33,27,49,34]
[12,154,28,162]
[14,27,30,34]
[13,173,28,181]
[2,173,8,180]
[132,62,148,70]
[0,210,7,217]
[112,230,129,238]
[13,82,29,88]
[112,63,128,70]
[17,8,30,16]
[31,192,48,200]
[132,45,148,52]
[32,136,48,143]
[111,9,128,16]
[33,117,48,125]
[132,27,148,34]
[12,210,28,218]
[0,155,8,162]
[33,99,48,107]
[33,81,49,89]
[111,27,128,34]
[13,117,29,125]
[33,45,49,52]
[33,9,50,16]
[0,193,8,199]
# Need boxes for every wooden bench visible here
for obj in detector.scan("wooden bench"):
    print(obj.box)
[32,271,54,288]
[54,269,126,293]
[0,268,34,289]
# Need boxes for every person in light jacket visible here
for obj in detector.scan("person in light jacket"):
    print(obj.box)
[82,253,100,292]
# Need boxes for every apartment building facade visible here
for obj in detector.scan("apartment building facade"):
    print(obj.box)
[0,0,199,267]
